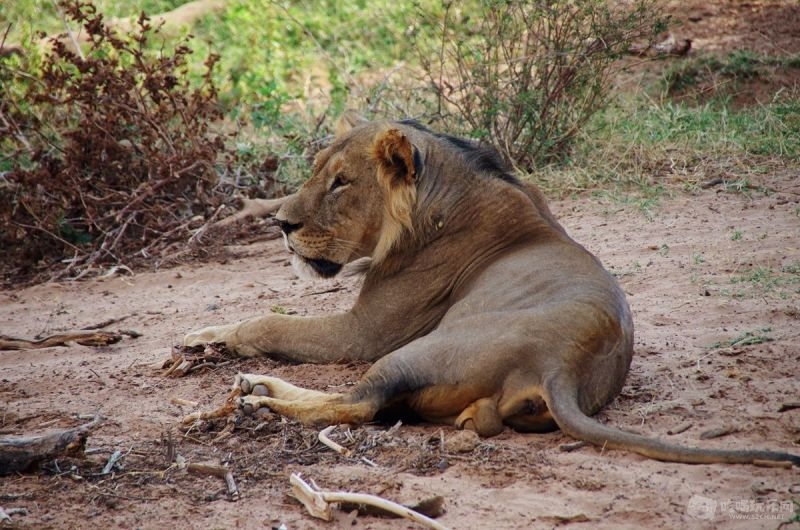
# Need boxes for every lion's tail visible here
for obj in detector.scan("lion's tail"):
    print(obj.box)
[544,373,800,467]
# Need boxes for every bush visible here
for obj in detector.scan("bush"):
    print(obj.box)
[414,0,665,169]
[0,0,228,283]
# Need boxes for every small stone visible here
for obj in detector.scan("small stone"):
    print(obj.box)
[446,429,480,453]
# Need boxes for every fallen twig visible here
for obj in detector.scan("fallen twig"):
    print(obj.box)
[318,425,378,467]
[318,425,352,457]
[700,177,725,189]
[88,368,111,387]
[182,377,242,424]
[188,462,240,501]
[170,397,199,408]
[778,402,800,413]
[628,33,692,57]
[304,286,347,297]
[290,473,448,529]
[0,507,28,523]
[188,204,226,245]
[101,449,124,474]
[667,422,693,435]
[699,426,738,440]
[81,314,134,330]
[0,331,122,350]
[164,343,236,377]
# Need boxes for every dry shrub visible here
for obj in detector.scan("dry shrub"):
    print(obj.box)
[415,0,665,170]
[0,0,229,285]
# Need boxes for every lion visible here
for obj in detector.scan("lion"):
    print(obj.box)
[184,114,799,467]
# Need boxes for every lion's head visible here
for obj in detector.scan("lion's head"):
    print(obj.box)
[275,114,423,279]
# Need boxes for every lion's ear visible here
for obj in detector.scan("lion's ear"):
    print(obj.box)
[371,128,418,263]
[373,128,418,188]
[335,110,369,137]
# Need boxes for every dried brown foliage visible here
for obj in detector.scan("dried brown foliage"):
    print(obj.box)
[0,0,231,285]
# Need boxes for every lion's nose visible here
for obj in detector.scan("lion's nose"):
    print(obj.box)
[277,218,303,235]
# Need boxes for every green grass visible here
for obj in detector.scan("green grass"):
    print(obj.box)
[711,327,773,349]
[1,0,187,41]
[609,261,643,278]
[186,0,438,118]
[723,262,800,299]
[5,0,800,195]
[594,97,800,161]
[537,94,800,197]
[3,0,435,116]
[661,50,800,95]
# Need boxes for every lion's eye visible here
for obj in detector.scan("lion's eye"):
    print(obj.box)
[330,174,348,192]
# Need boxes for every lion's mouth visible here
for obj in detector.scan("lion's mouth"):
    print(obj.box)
[304,257,343,278]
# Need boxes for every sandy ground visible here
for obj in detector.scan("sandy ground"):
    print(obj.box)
[3,0,800,528]
[2,170,799,529]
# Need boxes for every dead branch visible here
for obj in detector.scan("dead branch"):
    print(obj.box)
[213,195,294,228]
[627,34,692,57]
[187,204,226,245]
[81,314,134,330]
[187,462,240,501]
[699,426,738,440]
[0,331,122,351]
[318,425,353,457]
[163,343,236,377]
[101,449,124,474]
[318,425,377,467]
[778,402,800,413]
[170,397,199,408]
[181,377,243,424]
[0,507,28,523]
[666,422,693,435]
[0,416,100,475]
[290,473,448,530]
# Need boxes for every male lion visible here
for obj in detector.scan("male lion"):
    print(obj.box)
[185,114,798,467]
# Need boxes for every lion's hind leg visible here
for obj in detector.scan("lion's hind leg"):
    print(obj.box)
[237,373,378,427]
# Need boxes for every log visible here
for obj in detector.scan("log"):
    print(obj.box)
[0,331,122,351]
[0,417,100,474]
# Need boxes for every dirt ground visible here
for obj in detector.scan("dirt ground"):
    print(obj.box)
[2,171,799,529]
[2,1,800,529]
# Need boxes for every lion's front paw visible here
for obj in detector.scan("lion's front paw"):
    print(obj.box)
[182,323,239,348]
